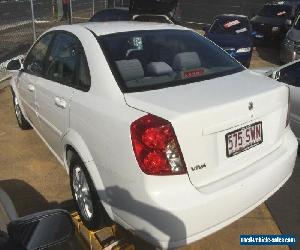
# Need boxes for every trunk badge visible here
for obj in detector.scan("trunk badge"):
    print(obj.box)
[249,102,254,111]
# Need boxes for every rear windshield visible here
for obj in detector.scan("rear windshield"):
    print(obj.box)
[98,30,244,93]
[258,5,292,18]
[209,17,250,35]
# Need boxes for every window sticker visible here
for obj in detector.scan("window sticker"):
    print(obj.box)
[133,37,143,50]
[236,27,248,33]
[277,11,286,16]
[224,20,241,28]
[182,68,205,79]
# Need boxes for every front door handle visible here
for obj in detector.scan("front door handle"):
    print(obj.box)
[54,97,67,109]
[27,84,35,92]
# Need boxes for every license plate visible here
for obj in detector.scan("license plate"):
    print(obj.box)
[226,122,263,157]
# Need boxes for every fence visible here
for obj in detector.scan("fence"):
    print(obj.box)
[0,0,266,80]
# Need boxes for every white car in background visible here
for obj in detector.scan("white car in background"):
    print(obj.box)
[260,59,300,141]
[7,20,297,248]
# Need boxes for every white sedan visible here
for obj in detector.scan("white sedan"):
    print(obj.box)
[7,21,297,249]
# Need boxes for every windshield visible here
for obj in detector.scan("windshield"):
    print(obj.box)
[99,30,244,93]
[258,5,292,18]
[209,17,250,36]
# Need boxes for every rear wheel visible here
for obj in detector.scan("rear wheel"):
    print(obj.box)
[12,90,31,130]
[70,154,110,230]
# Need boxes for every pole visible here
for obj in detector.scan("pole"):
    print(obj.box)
[69,0,73,24]
[113,0,115,8]
[30,0,36,41]
[92,0,95,15]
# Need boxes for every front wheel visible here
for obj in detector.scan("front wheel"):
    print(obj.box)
[12,90,31,130]
[70,154,110,230]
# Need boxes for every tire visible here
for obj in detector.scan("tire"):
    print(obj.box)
[69,153,110,230]
[11,90,32,130]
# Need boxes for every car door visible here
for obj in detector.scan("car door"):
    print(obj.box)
[17,33,54,128]
[278,61,300,137]
[35,32,82,160]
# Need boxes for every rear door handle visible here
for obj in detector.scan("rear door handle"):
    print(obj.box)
[54,97,67,109]
[27,84,35,92]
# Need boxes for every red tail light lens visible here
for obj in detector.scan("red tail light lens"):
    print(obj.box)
[130,114,186,175]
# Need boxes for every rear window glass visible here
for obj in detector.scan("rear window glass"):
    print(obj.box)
[98,30,244,93]
[258,4,292,18]
[209,17,250,35]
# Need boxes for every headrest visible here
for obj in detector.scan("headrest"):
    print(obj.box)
[173,52,201,71]
[115,59,144,81]
[146,62,173,76]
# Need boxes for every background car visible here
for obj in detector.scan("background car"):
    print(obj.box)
[251,2,294,43]
[280,12,300,63]
[261,60,300,141]
[89,7,132,22]
[89,0,181,24]
[204,14,254,68]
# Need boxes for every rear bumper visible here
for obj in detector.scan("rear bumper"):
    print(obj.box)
[115,128,297,249]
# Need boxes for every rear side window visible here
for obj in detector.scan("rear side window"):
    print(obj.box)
[99,29,244,93]
[44,33,78,87]
[24,33,54,77]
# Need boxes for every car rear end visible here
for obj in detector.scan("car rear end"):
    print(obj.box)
[97,26,297,248]
[123,73,297,249]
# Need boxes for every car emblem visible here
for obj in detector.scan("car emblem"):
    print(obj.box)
[249,102,254,111]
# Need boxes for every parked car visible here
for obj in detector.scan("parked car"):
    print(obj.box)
[0,188,74,250]
[251,2,294,43]
[204,14,254,68]
[280,12,300,63]
[258,60,300,140]
[89,7,132,22]
[90,0,181,24]
[7,20,297,249]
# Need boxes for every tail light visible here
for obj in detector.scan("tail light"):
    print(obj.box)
[286,87,291,127]
[130,114,186,175]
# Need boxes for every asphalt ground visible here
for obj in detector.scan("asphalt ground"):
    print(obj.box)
[0,46,298,249]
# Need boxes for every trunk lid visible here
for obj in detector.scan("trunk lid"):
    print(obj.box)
[124,70,289,188]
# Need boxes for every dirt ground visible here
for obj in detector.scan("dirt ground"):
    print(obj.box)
[0,47,292,250]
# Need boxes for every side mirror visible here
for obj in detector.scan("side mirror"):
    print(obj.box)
[6,59,23,71]
[273,71,280,80]
[7,209,74,250]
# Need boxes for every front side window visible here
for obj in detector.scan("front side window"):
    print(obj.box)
[24,33,54,77]
[99,30,244,93]
[44,33,78,87]
[209,17,250,36]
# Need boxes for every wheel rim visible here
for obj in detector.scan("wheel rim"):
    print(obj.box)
[72,165,94,221]
[14,96,22,125]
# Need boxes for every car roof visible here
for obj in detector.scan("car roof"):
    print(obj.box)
[75,21,188,36]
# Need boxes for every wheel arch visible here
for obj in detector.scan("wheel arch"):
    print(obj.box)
[62,129,114,219]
